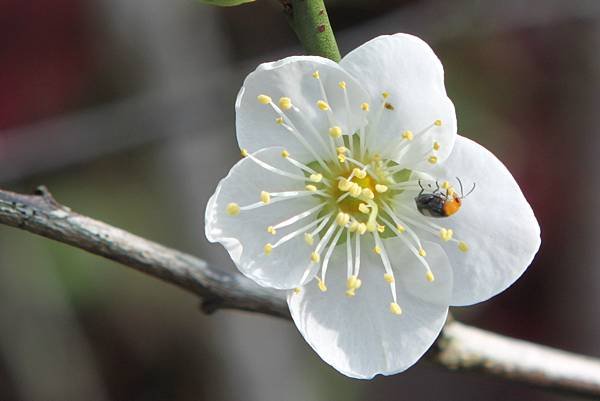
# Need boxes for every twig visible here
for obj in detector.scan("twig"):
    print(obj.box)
[0,186,288,318]
[280,0,341,62]
[432,322,600,399]
[1,186,600,398]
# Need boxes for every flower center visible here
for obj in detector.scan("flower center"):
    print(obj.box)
[303,148,404,238]
[334,167,375,215]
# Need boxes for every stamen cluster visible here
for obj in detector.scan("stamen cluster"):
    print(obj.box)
[225,70,469,315]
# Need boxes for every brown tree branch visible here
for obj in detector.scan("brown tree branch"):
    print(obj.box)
[1,186,600,398]
[0,186,287,318]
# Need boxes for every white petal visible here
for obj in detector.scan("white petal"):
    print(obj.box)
[288,238,451,379]
[340,33,456,167]
[236,56,370,163]
[205,147,324,289]
[425,135,541,306]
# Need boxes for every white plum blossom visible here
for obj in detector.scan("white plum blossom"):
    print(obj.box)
[205,33,540,378]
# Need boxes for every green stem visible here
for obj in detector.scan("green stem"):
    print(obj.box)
[282,0,341,62]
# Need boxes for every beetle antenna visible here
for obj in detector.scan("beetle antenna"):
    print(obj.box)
[456,177,464,197]
[463,182,476,198]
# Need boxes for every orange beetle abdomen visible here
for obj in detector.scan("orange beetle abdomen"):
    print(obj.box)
[442,198,462,217]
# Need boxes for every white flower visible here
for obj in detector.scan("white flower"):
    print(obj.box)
[205,33,540,378]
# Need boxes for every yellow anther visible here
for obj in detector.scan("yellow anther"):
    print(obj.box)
[377,224,385,233]
[458,241,469,252]
[240,148,248,157]
[402,130,414,141]
[360,102,370,111]
[382,91,390,99]
[260,191,271,204]
[226,203,240,216]
[349,221,359,232]
[310,251,320,263]
[447,187,456,197]
[329,126,342,138]
[304,233,314,246]
[349,183,362,197]
[433,141,441,151]
[336,147,349,156]
[361,188,375,200]
[336,212,350,227]
[353,168,367,179]
[293,287,301,294]
[309,173,323,183]
[441,181,451,190]
[278,97,292,110]
[338,81,346,89]
[275,117,284,125]
[345,289,356,297]
[375,184,388,193]
[434,119,442,126]
[267,226,277,235]
[384,273,395,283]
[426,271,435,282]
[264,243,273,255]
[355,278,362,289]
[390,302,402,315]
[316,278,327,292]
[257,94,271,105]
[338,154,346,163]
[428,156,438,164]
[357,223,367,235]
[373,246,382,255]
[317,100,330,111]
[366,221,377,232]
[418,248,427,257]
[396,224,406,233]
[347,275,359,289]
[439,228,453,241]
[358,203,370,214]
[338,178,352,191]
[305,184,317,192]
[281,149,289,158]
[312,71,320,79]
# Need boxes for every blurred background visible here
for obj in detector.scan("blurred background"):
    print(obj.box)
[0,0,598,400]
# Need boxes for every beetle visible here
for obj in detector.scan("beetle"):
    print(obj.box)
[415,178,475,218]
